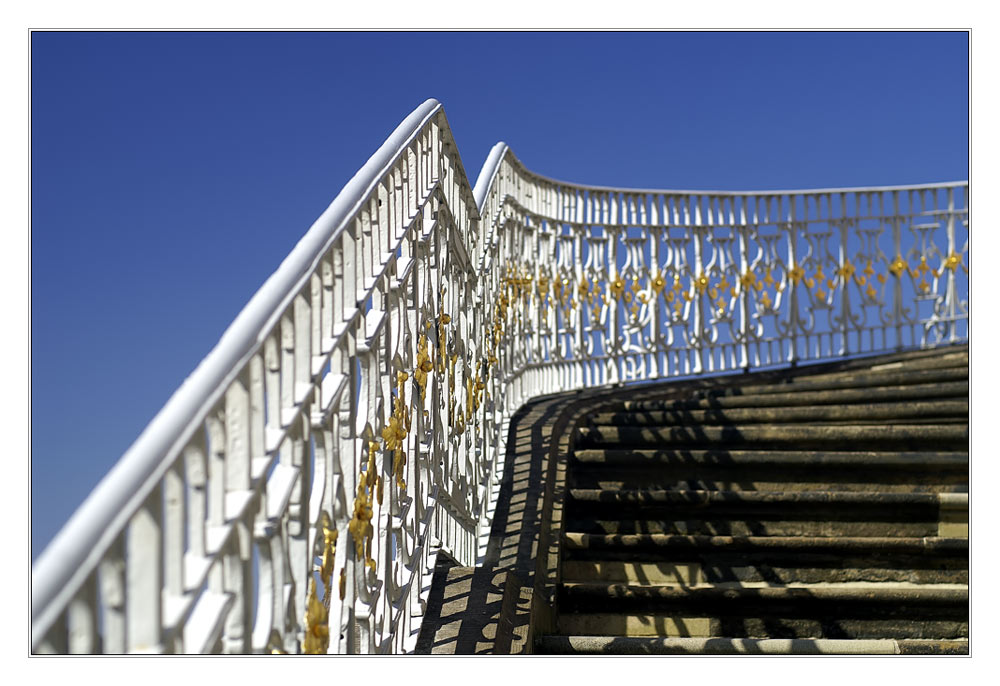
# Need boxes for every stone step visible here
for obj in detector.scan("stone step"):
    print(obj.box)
[571,448,968,469]
[587,400,968,427]
[555,612,967,640]
[567,488,965,510]
[564,517,945,538]
[569,473,968,494]
[574,423,968,450]
[535,636,969,655]
[565,490,967,538]
[668,366,967,399]
[611,381,968,412]
[563,533,968,557]
[559,581,967,615]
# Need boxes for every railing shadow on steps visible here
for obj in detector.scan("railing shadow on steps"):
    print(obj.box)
[30,98,969,654]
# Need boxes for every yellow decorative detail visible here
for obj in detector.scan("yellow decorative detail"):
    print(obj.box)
[303,578,329,654]
[665,290,675,303]
[348,440,377,572]
[414,334,433,403]
[383,370,410,490]
[877,273,886,285]
[708,287,718,300]
[694,274,709,293]
[814,265,825,281]
[651,271,667,295]
[740,269,757,290]
[865,284,877,299]
[718,277,731,292]
[863,261,875,277]
[944,252,962,272]
[610,273,626,299]
[804,278,815,289]
[917,256,930,274]
[760,291,772,309]
[826,279,836,290]
[856,275,866,287]
[815,287,827,301]
[762,269,775,287]
[339,568,347,601]
[788,265,805,284]
[836,261,855,281]
[889,256,907,278]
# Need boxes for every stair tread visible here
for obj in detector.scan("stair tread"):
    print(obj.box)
[536,636,969,654]
[568,488,966,505]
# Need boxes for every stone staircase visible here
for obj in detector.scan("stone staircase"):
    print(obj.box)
[537,346,969,655]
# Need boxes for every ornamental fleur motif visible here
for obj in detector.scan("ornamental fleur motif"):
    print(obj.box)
[650,271,666,296]
[889,255,907,278]
[348,439,378,572]
[413,334,433,403]
[609,273,626,299]
[383,370,410,490]
[788,264,805,284]
[944,252,963,272]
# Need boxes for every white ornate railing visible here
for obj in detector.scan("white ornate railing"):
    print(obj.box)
[31,98,968,654]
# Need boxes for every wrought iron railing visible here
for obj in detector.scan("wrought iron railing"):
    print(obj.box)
[31,98,968,654]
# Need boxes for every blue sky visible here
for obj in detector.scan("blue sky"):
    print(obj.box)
[30,31,969,559]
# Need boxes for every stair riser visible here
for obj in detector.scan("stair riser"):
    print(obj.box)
[559,598,967,621]
[569,472,969,493]
[571,449,969,468]
[681,367,968,398]
[574,425,968,450]
[564,519,944,537]
[589,401,968,426]
[556,614,968,639]
[614,382,968,411]
[561,553,968,585]
[535,636,969,655]
[559,561,969,585]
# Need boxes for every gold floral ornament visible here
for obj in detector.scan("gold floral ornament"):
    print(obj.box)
[650,271,667,296]
[740,269,758,291]
[436,312,451,373]
[383,371,410,490]
[788,265,805,285]
[910,256,931,279]
[609,273,626,299]
[304,511,339,654]
[889,255,908,278]
[836,260,856,283]
[760,291,773,310]
[414,334,433,403]
[348,440,378,573]
[694,273,710,294]
[303,578,329,654]
[943,252,963,272]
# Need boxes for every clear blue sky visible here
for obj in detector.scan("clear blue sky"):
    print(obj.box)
[30,31,969,559]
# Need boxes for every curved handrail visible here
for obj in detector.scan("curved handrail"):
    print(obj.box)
[32,98,445,641]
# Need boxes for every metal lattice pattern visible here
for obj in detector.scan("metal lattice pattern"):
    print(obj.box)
[31,99,968,653]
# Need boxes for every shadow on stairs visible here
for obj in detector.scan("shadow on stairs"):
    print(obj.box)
[415,345,969,655]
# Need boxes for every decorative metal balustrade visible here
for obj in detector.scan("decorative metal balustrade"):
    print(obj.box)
[31,99,968,654]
